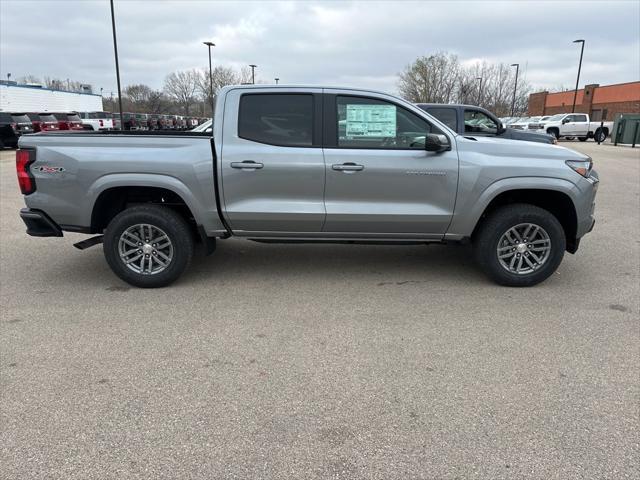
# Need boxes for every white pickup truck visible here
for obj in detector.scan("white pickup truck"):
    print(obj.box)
[528,113,612,142]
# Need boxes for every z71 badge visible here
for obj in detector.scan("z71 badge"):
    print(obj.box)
[38,166,65,173]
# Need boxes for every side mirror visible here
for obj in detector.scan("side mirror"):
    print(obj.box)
[425,133,450,153]
[497,122,506,134]
[562,118,570,124]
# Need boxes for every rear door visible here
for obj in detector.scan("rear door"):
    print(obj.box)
[220,88,325,234]
[321,92,458,236]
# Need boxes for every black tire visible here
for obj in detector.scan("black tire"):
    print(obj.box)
[103,205,194,288]
[578,136,588,142]
[595,128,607,143]
[547,128,560,140]
[473,204,566,287]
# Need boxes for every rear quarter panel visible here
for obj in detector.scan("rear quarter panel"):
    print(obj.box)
[18,133,225,235]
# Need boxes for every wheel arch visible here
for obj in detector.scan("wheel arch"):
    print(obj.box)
[88,174,204,235]
[471,186,579,253]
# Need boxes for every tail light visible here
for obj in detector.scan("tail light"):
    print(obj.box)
[16,149,36,195]
[99,119,104,127]
[10,122,17,132]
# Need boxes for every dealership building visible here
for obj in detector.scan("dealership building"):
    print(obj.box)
[0,81,103,113]
[528,81,640,121]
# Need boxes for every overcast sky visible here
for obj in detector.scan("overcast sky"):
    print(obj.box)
[1,0,638,96]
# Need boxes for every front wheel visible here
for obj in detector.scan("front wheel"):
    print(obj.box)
[103,205,194,288]
[473,204,566,287]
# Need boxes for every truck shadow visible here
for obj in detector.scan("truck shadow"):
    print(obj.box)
[180,239,486,286]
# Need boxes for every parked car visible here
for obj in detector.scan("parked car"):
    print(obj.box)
[17,85,598,289]
[507,117,532,130]
[111,113,122,130]
[51,112,84,131]
[416,104,556,144]
[528,113,612,142]
[147,114,160,130]
[78,111,114,131]
[191,118,212,133]
[26,113,60,133]
[121,112,139,131]
[0,112,34,148]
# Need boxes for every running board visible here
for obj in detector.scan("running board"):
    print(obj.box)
[73,235,104,250]
[248,239,434,245]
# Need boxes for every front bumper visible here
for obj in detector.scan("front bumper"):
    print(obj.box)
[20,208,63,237]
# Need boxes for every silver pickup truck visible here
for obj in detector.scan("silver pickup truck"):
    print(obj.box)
[16,85,598,288]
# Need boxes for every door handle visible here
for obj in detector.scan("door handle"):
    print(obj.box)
[332,163,364,172]
[231,161,264,170]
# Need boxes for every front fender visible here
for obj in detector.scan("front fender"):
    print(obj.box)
[447,176,579,237]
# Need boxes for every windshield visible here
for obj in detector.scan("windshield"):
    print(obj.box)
[11,114,31,123]
[67,114,81,122]
[38,114,57,122]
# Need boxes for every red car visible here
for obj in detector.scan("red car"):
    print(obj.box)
[27,113,60,132]
[51,112,85,130]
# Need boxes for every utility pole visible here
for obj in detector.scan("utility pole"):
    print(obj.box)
[203,41,215,115]
[572,39,585,113]
[510,63,519,116]
[249,65,257,84]
[110,0,124,121]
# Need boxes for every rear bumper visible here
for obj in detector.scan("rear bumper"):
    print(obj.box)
[20,208,63,237]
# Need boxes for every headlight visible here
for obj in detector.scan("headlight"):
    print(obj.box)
[566,159,593,177]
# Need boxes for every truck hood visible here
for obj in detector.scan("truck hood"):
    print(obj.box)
[456,134,590,162]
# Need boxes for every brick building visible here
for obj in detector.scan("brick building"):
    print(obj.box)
[528,81,640,121]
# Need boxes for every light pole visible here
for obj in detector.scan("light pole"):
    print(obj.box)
[571,39,585,113]
[275,78,279,84]
[249,64,257,84]
[109,0,124,123]
[476,77,483,105]
[6,73,11,83]
[203,41,215,115]
[510,63,519,116]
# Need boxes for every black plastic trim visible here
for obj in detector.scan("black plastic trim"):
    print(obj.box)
[210,139,232,238]
[20,208,63,237]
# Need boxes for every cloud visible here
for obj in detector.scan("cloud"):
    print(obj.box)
[1,0,638,96]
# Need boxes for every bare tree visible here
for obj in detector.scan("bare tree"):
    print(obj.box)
[17,74,41,84]
[398,53,531,116]
[196,65,241,114]
[163,69,199,115]
[398,52,461,103]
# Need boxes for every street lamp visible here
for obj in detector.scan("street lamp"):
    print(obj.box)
[476,77,483,105]
[100,87,103,96]
[572,39,585,113]
[203,41,215,114]
[274,77,279,85]
[510,63,519,116]
[249,64,257,84]
[109,0,124,123]
[7,73,11,82]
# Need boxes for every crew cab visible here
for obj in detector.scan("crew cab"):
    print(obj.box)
[416,104,555,144]
[529,113,613,142]
[16,85,598,288]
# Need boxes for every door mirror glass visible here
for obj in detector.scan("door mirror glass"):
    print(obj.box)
[424,133,450,152]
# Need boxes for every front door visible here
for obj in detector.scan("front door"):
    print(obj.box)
[220,90,325,234]
[322,94,458,236]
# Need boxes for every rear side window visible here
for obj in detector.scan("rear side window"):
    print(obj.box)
[425,108,457,130]
[239,94,314,147]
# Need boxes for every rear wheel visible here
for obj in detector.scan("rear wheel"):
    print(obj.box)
[103,205,194,288]
[473,204,565,287]
[578,136,588,142]
[595,128,607,143]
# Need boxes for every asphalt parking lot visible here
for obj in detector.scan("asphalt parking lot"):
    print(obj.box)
[1,141,638,479]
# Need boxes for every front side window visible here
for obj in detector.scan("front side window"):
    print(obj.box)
[464,110,498,134]
[337,96,431,149]
[239,94,313,147]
